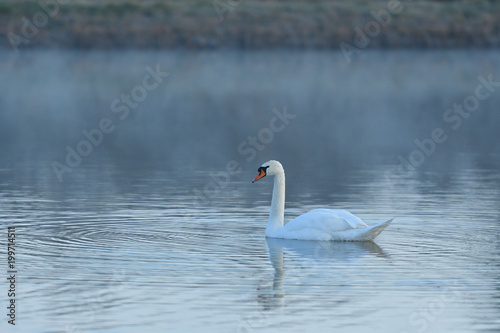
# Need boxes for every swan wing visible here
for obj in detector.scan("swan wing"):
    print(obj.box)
[272,209,368,240]
[286,209,367,230]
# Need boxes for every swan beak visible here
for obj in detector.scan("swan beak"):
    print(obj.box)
[252,170,266,183]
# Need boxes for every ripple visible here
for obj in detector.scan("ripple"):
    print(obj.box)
[3,162,499,333]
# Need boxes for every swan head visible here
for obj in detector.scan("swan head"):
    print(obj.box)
[252,160,284,183]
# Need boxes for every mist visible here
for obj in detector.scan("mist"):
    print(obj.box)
[1,49,499,185]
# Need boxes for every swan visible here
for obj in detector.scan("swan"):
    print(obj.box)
[252,160,393,241]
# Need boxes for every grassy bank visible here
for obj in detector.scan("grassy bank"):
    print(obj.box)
[1,0,499,50]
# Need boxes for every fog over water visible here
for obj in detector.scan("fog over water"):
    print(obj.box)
[1,50,499,182]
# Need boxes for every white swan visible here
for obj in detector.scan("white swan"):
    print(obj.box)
[252,160,393,241]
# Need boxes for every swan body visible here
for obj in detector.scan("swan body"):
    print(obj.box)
[252,160,393,241]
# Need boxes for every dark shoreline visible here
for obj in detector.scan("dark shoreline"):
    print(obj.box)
[1,0,500,51]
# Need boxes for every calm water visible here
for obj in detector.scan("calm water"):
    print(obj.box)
[1,158,500,333]
[1,49,500,332]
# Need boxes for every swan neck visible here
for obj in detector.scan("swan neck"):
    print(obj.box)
[267,172,285,233]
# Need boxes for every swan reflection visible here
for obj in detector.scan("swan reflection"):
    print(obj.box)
[256,238,387,311]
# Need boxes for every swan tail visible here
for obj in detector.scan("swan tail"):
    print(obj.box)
[356,218,393,241]
[331,218,393,241]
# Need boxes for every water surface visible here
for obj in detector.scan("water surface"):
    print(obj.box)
[1,157,499,333]
[1,49,499,332]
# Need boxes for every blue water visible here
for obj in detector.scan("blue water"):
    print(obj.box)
[1,49,499,332]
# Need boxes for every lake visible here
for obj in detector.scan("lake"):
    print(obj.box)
[0,49,499,332]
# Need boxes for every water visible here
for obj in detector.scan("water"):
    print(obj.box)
[1,159,499,333]
[1,49,500,332]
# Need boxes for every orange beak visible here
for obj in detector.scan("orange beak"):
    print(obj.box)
[252,169,266,183]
